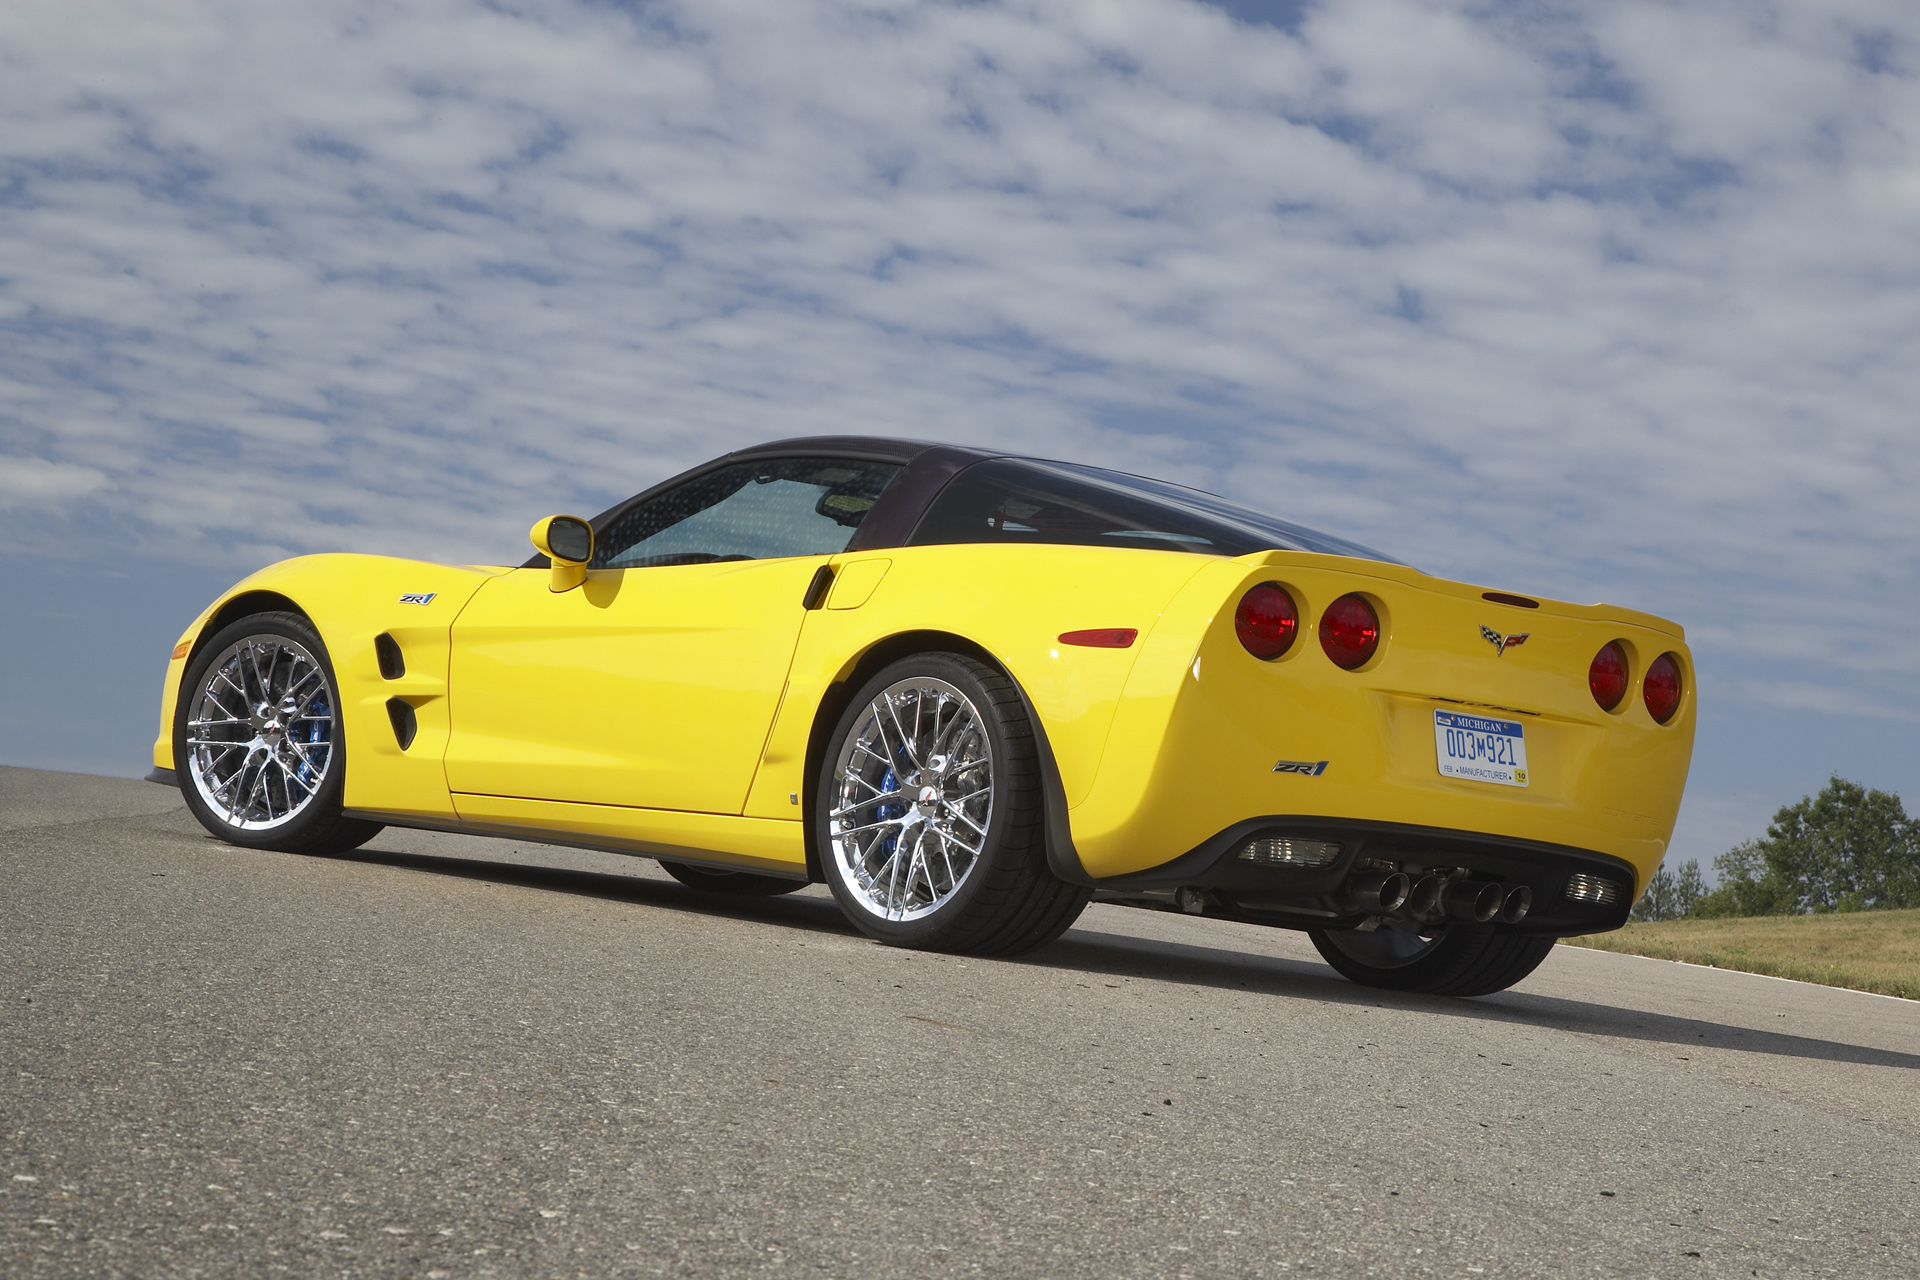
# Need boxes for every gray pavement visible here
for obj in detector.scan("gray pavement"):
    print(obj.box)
[3,764,1916,1278]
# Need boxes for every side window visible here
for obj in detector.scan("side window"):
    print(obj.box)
[907,459,1224,554]
[593,458,900,569]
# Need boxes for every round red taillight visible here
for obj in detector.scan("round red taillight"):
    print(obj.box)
[1319,594,1380,669]
[1644,652,1683,724]
[1589,641,1629,711]
[1235,583,1298,660]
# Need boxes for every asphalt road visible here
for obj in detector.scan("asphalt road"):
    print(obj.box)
[3,766,1917,1279]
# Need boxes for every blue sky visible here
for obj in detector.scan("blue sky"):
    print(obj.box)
[3,0,1917,872]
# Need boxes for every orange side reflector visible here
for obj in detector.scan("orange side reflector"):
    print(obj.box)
[1058,628,1138,649]
[171,641,191,660]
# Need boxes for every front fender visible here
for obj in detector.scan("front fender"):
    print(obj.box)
[153,555,506,821]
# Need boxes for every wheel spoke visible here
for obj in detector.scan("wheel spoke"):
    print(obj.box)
[935,833,959,893]
[881,695,922,770]
[834,815,907,839]
[940,799,988,838]
[286,664,324,701]
[277,755,318,797]
[850,739,895,771]
[830,790,903,819]
[928,701,972,761]
[281,736,321,775]
[246,641,270,704]
[215,669,249,706]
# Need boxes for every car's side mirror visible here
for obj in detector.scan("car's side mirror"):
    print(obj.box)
[530,515,595,592]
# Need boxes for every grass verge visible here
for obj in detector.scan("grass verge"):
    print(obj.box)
[1559,907,1920,1000]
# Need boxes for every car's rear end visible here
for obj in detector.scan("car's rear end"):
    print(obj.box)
[1068,550,1695,943]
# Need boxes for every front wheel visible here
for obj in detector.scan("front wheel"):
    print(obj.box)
[1308,922,1555,997]
[816,652,1089,956]
[173,611,382,855]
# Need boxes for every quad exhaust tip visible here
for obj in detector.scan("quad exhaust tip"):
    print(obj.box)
[1345,871,1411,914]
[1442,880,1505,923]
[1343,872,1532,924]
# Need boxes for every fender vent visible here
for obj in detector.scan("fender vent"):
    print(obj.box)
[386,697,418,751]
[374,633,406,680]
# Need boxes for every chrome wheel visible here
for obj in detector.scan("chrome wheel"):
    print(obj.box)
[185,634,337,831]
[827,675,994,922]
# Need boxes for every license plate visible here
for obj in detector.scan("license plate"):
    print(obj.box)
[1434,709,1529,788]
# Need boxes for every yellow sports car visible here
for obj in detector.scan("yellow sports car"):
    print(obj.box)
[151,437,1694,996]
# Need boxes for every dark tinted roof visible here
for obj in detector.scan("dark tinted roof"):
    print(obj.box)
[541,436,1395,567]
[906,457,1399,563]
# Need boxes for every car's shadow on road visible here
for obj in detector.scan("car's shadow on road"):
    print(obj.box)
[1046,928,1920,1072]
[319,842,1920,1074]
[319,842,863,933]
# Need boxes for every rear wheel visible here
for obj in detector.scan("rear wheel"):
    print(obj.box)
[1309,921,1555,997]
[816,652,1089,956]
[173,612,382,855]
[658,861,806,896]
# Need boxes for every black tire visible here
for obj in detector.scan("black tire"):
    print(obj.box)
[1308,923,1556,997]
[173,611,383,856]
[815,652,1090,956]
[658,860,807,896]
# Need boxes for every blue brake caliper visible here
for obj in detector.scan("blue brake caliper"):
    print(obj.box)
[874,765,903,869]
[300,694,329,790]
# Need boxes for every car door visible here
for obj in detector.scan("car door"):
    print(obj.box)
[444,456,900,815]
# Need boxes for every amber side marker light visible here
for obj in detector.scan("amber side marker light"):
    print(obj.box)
[1589,641,1629,711]
[1234,583,1298,659]
[1319,594,1380,669]
[1644,653,1683,723]
[1058,628,1138,649]
[170,641,191,660]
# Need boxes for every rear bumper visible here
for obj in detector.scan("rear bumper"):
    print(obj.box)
[1095,816,1636,937]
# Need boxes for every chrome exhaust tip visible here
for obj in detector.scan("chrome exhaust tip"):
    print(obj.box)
[1406,874,1446,919]
[1346,871,1411,914]
[1442,880,1505,923]
[1501,884,1533,923]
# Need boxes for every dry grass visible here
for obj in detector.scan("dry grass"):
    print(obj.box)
[1559,908,1920,1001]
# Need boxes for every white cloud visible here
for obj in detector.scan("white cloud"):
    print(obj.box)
[0,0,1916,733]
[0,455,108,503]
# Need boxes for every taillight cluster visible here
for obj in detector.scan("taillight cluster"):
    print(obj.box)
[1235,581,1684,723]
[1590,642,1684,723]
[1235,585,1380,668]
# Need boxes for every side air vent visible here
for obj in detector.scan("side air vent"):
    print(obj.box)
[386,697,418,751]
[374,633,405,680]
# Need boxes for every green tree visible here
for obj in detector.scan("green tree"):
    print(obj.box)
[1632,858,1705,922]
[1692,776,1917,917]
[1692,840,1794,918]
